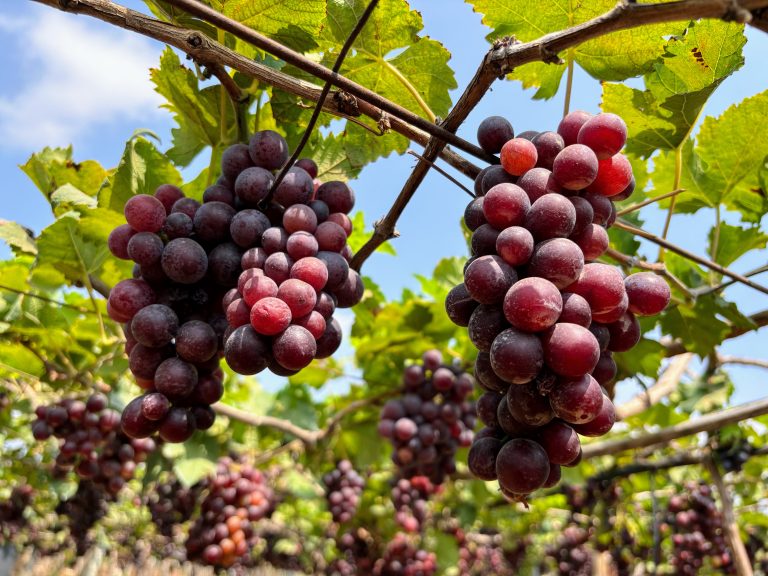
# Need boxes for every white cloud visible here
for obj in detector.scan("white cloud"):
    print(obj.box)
[0,10,165,149]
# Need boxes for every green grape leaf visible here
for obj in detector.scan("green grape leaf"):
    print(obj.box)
[100,136,182,214]
[0,342,46,379]
[508,61,565,101]
[659,296,731,357]
[708,223,768,267]
[150,48,222,167]
[615,338,664,379]
[0,220,36,255]
[173,458,217,488]
[325,0,455,120]
[50,184,98,216]
[347,212,396,256]
[220,0,325,52]
[20,146,108,200]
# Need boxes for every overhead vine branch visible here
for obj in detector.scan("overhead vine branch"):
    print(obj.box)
[582,396,768,460]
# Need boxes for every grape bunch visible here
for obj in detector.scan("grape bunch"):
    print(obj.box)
[373,533,437,576]
[323,460,365,523]
[325,528,378,576]
[147,476,201,537]
[108,130,363,443]
[442,520,527,576]
[185,457,275,568]
[716,441,755,474]
[55,480,110,555]
[546,525,593,576]
[0,484,33,541]
[390,476,436,533]
[449,111,671,498]
[31,394,155,494]
[664,481,734,575]
[377,349,476,485]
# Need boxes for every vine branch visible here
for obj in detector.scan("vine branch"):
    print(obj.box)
[615,353,693,421]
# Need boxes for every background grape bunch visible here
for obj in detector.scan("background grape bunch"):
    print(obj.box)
[0,484,33,541]
[106,129,363,443]
[446,111,671,499]
[31,394,155,494]
[147,475,201,538]
[323,459,365,524]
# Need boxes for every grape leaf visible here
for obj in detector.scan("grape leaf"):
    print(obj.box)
[615,338,664,379]
[707,223,768,267]
[0,220,36,255]
[659,296,731,357]
[0,342,46,379]
[19,146,108,200]
[99,136,182,214]
[50,184,98,216]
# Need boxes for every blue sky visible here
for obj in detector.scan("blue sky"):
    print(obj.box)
[0,0,766,405]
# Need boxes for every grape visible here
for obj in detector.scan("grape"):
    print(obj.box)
[121,396,161,438]
[316,317,342,358]
[176,320,218,363]
[587,154,633,197]
[482,183,530,229]
[317,181,355,214]
[154,357,198,400]
[108,279,156,321]
[193,201,236,243]
[124,194,166,233]
[159,407,196,443]
[526,193,577,240]
[542,463,562,488]
[495,438,550,495]
[314,291,337,319]
[290,256,328,291]
[526,238,584,289]
[558,292,591,327]
[154,184,184,214]
[141,392,170,421]
[552,144,599,190]
[224,325,270,375]
[532,131,565,170]
[477,116,514,153]
[192,373,225,405]
[162,212,193,239]
[542,323,600,378]
[476,391,503,428]
[315,221,347,252]
[108,224,136,259]
[538,420,581,465]
[221,143,253,182]
[571,394,615,436]
[323,460,365,523]
[261,226,288,254]
[507,382,554,426]
[274,167,313,206]
[481,165,517,194]
[500,138,538,176]
[474,352,508,392]
[566,263,626,314]
[612,175,636,202]
[250,296,292,335]
[293,311,326,339]
[249,130,288,170]
[295,158,318,179]
[226,298,251,328]
[234,166,273,205]
[327,213,352,236]
[592,351,617,385]
[557,110,593,145]
[471,223,500,256]
[468,437,502,480]
[203,184,234,206]
[624,272,670,316]
[241,246,267,270]
[171,197,201,219]
[445,283,479,327]
[490,328,544,384]
[517,167,562,202]
[230,209,270,248]
[208,242,242,286]
[317,251,350,290]
[474,166,492,195]
[570,223,609,261]
[495,226,534,266]
[335,269,365,308]
[272,325,317,370]
[468,304,507,353]
[589,323,610,352]
[504,277,563,333]
[242,275,278,307]
[130,304,178,348]
[286,231,319,259]
[516,130,539,140]
[161,238,208,284]
[577,112,627,159]
[309,199,330,222]
[549,374,603,424]
[277,278,317,317]
[590,291,628,324]
[464,196,486,231]
[569,196,594,235]
[87,393,108,413]
[464,255,517,305]
[606,311,641,352]
[263,252,293,284]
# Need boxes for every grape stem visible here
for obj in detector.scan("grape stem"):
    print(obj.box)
[614,220,768,296]
[704,457,754,576]
[406,150,475,198]
[615,188,685,216]
[581,396,768,459]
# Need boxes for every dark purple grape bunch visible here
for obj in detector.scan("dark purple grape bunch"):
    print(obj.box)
[664,482,734,575]
[55,480,109,555]
[326,528,378,576]
[546,525,592,576]
[185,457,275,569]
[0,484,33,539]
[323,460,365,524]
[147,476,201,537]
[373,532,437,576]
[31,394,155,494]
[377,349,476,485]
[449,112,672,499]
[390,475,436,534]
[220,132,362,377]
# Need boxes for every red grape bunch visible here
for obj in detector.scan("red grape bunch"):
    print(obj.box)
[390,476,436,533]
[107,130,363,443]
[185,456,275,569]
[373,532,437,576]
[447,111,671,499]
[323,459,365,524]
[664,482,734,575]
[377,349,476,485]
[31,394,155,494]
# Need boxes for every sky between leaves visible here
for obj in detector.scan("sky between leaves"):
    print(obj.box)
[0,0,766,405]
